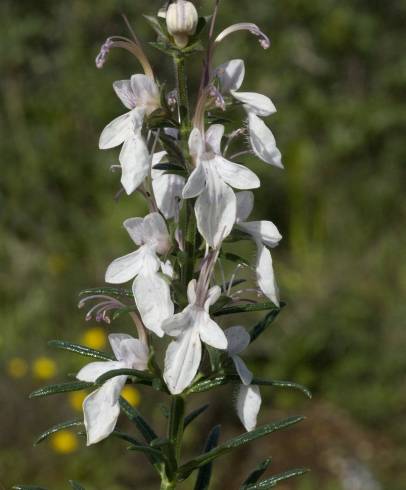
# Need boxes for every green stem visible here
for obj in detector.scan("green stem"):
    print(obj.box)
[160,478,176,490]
[168,396,185,461]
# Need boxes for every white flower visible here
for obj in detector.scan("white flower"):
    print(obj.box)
[183,125,260,247]
[151,151,185,220]
[163,279,228,395]
[236,191,282,306]
[215,59,283,169]
[99,75,161,195]
[105,212,174,337]
[225,326,262,432]
[76,333,148,445]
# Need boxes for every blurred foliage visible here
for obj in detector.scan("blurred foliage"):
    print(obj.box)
[1,0,405,489]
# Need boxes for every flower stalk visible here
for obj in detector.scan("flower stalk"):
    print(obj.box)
[28,2,311,489]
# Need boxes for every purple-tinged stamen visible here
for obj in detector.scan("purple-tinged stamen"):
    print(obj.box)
[208,85,226,111]
[214,23,270,50]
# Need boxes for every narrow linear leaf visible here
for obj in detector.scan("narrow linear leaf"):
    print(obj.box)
[252,379,312,400]
[95,368,154,386]
[69,482,85,490]
[79,287,133,298]
[178,416,305,479]
[241,458,272,487]
[29,381,93,399]
[34,419,84,445]
[184,404,210,429]
[119,397,158,443]
[127,444,165,460]
[214,302,281,317]
[48,340,114,361]
[249,305,286,342]
[188,375,311,399]
[111,430,142,447]
[194,425,221,490]
[246,468,310,489]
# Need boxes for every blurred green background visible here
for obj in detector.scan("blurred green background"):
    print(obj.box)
[1,0,405,488]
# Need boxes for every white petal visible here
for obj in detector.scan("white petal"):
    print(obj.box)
[238,221,282,248]
[163,327,202,394]
[151,150,167,168]
[248,113,283,168]
[113,80,135,109]
[188,128,204,161]
[130,74,160,114]
[206,124,225,154]
[142,212,170,254]
[182,163,206,199]
[108,334,149,370]
[204,285,221,310]
[152,174,185,219]
[76,360,125,383]
[133,272,174,337]
[198,313,228,350]
[216,157,260,190]
[160,259,175,279]
[99,112,132,149]
[232,91,276,117]
[225,326,251,355]
[236,384,262,432]
[119,132,150,194]
[256,244,280,307]
[233,356,253,386]
[236,191,254,223]
[216,59,245,93]
[161,304,195,337]
[195,164,236,247]
[123,217,144,246]
[83,377,126,445]
[105,247,149,284]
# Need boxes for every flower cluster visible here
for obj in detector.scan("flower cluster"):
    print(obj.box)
[29,3,309,489]
[76,1,284,446]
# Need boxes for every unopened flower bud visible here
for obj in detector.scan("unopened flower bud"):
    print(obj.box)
[166,0,198,49]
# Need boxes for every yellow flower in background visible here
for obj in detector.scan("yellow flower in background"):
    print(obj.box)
[121,385,141,407]
[68,391,87,412]
[7,357,28,378]
[81,327,107,350]
[50,431,79,454]
[32,357,57,380]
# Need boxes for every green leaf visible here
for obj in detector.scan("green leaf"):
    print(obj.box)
[127,444,165,460]
[214,302,281,318]
[245,468,310,489]
[119,397,158,443]
[34,419,84,445]
[95,368,154,386]
[194,425,221,490]
[111,430,141,447]
[143,15,170,40]
[29,381,93,399]
[184,404,210,429]
[241,458,272,487]
[48,339,114,361]
[249,306,285,342]
[178,416,305,479]
[159,133,185,164]
[69,482,85,490]
[188,374,311,399]
[79,286,133,298]
[220,252,249,266]
[111,305,138,320]
[153,162,187,177]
